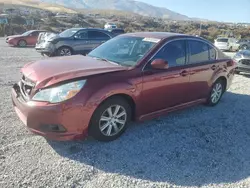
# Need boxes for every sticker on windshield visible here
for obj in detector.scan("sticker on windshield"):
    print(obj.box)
[142,38,161,43]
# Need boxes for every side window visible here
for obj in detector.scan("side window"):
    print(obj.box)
[188,40,209,64]
[152,40,186,67]
[209,46,216,60]
[75,31,88,39]
[88,31,110,40]
[31,31,39,37]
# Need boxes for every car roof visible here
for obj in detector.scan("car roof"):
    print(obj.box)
[122,32,191,40]
[69,28,109,31]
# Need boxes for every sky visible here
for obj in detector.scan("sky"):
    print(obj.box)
[140,0,250,23]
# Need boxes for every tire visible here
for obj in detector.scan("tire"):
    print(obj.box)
[240,44,248,50]
[229,46,233,52]
[18,40,27,47]
[89,97,132,142]
[206,79,225,106]
[57,47,72,56]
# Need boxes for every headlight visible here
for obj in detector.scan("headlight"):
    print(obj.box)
[32,80,86,103]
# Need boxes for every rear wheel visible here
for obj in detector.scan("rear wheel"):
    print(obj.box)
[57,47,72,56]
[206,79,225,106]
[89,97,132,142]
[240,44,248,50]
[229,46,233,52]
[18,40,27,47]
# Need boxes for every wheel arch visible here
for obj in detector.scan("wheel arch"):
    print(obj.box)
[215,76,227,92]
[95,93,136,121]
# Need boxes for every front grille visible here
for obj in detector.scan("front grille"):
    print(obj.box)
[240,59,250,66]
[20,75,36,101]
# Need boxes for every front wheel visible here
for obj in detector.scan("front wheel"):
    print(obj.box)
[206,79,225,106]
[18,40,27,47]
[89,97,132,142]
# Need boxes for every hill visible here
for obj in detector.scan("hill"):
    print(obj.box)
[0,0,76,13]
[39,0,190,20]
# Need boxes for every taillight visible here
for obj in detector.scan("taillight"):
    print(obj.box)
[227,59,236,67]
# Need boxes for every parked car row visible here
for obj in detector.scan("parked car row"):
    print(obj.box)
[6,28,125,57]
[11,31,237,142]
[214,37,250,52]
[6,30,46,47]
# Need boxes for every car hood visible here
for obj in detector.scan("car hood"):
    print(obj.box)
[7,35,22,39]
[242,50,250,58]
[21,55,128,89]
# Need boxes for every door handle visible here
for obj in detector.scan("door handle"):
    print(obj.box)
[180,70,189,77]
[211,65,217,70]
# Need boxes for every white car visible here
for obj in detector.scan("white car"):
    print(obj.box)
[214,37,240,52]
[104,23,117,30]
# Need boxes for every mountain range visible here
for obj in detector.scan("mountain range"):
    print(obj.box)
[39,0,191,20]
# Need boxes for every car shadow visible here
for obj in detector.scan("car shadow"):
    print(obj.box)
[48,92,250,186]
[11,46,35,49]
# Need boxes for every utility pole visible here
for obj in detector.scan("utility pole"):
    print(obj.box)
[199,22,202,36]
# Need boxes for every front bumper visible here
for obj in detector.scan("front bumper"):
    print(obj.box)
[216,46,230,51]
[7,40,17,46]
[236,66,250,73]
[236,59,250,73]
[11,84,89,141]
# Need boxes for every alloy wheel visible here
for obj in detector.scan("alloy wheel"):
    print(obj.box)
[210,82,223,104]
[60,48,72,56]
[99,105,127,137]
[19,40,26,47]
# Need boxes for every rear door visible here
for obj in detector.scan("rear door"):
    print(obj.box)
[186,39,217,101]
[87,30,111,50]
[27,31,40,45]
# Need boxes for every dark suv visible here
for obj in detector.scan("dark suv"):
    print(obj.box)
[35,28,114,57]
[237,39,250,50]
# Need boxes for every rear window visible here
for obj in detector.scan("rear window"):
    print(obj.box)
[216,38,228,42]
[188,40,209,63]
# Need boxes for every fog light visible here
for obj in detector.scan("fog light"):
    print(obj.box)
[40,124,66,133]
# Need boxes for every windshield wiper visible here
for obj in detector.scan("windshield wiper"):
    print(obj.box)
[92,57,120,66]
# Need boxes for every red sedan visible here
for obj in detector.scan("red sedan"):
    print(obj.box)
[11,32,236,142]
[6,30,46,47]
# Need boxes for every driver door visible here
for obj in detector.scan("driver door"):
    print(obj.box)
[141,39,190,116]
[72,30,92,54]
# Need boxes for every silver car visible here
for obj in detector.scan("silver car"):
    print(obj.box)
[35,28,114,57]
[233,50,250,74]
[214,37,240,52]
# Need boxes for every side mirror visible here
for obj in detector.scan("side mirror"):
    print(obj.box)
[151,59,169,69]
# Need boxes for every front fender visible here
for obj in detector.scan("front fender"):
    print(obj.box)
[87,82,139,108]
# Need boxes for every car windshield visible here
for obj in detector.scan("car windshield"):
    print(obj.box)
[22,31,33,36]
[88,36,160,67]
[59,28,79,37]
[216,38,228,42]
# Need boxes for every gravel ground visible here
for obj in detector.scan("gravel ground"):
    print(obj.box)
[1,37,250,188]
